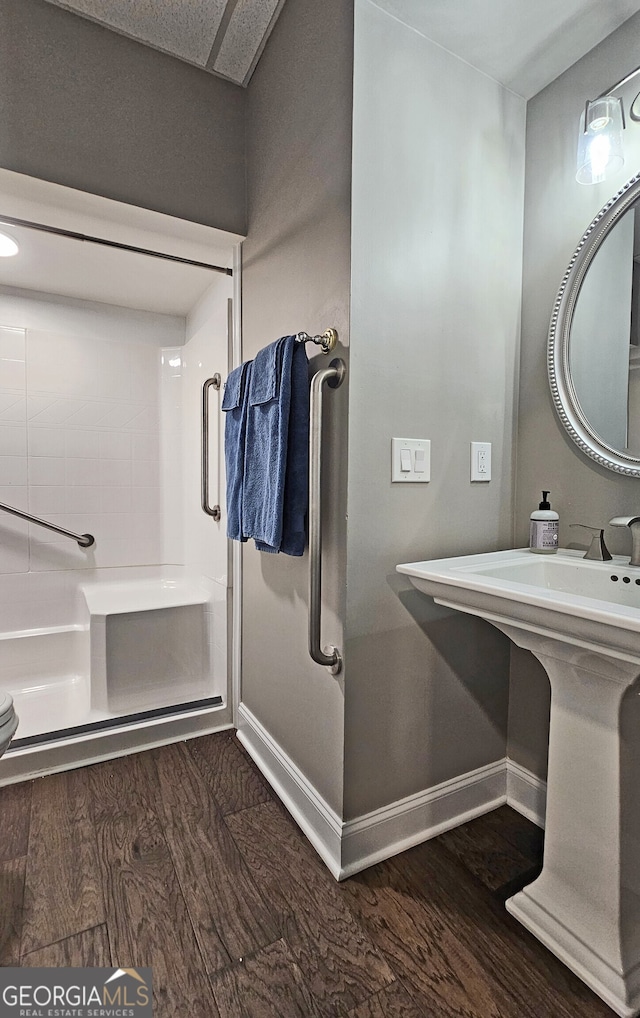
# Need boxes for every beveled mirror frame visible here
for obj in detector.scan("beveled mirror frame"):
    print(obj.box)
[549,170,640,475]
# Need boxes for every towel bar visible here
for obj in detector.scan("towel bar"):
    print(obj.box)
[202,374,222,522]
[296,328,338,355]
[308,357,346,675]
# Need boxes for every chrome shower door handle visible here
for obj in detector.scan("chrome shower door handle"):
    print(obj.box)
[202,374,222,521]
[308,357,346,675]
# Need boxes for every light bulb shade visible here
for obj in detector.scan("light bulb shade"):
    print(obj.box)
[576,95,625,185]
[0,231,18,257]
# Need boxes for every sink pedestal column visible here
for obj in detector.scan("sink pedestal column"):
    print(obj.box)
[498,624,640,1018]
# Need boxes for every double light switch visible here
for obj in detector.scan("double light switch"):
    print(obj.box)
[392,438,431,482]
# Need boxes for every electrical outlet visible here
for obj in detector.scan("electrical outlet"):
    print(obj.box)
[471,442,491,482]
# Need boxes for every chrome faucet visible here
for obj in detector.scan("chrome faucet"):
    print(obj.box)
[569,524,612,560]
[609,516,640,566]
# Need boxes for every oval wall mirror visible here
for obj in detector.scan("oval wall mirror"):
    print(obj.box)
[549,170,640,475]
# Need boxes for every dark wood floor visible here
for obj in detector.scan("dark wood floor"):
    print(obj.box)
[0,732,615,1017]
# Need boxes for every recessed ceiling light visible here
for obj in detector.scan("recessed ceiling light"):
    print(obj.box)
[0,232,19,257]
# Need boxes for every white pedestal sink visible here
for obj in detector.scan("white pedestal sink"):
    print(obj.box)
[397,548,640,1018]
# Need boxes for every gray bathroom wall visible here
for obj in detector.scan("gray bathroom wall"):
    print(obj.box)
[512,10,640,779]
[240,0,354,813]
[0,0,246,234]
[343,0,526,819]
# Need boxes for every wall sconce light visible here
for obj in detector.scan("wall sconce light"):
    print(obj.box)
[577,67,640,185]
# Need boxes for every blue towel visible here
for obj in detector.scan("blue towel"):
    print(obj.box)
[276,340,309,556]
[243,337,292,552]
[244,335,310,555]
[221,360,252,542]
[223,337,310,555]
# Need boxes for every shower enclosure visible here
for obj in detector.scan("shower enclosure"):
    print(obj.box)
[0,169,241,783]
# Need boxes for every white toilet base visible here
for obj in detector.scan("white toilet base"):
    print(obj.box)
[0,694,18,758]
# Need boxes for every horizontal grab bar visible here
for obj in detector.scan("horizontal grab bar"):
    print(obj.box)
[0,501,95,548]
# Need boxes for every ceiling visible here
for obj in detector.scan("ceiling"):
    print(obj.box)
[42,0,287,86]
[41,0,640,97]
[374,0,640,99]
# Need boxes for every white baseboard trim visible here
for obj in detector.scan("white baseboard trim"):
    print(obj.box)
[237,703,522,880]
[339,758,507,879]
[506,758,547,828]
[236,703,344,878]
[237,704,548,879]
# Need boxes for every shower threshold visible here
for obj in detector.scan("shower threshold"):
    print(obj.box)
[8,695,223,751]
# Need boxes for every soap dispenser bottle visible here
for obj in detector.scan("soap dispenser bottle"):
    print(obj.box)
[529,491,559,554]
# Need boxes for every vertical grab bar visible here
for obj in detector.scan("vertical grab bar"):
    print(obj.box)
[202,374,222,521]
[309,357,346,675]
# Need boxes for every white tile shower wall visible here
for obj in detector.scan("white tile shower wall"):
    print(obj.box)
[0,287,184,345]
[0,292,185,632]
[0,327,29,576]
[26,326,162,571]
[160,347,184,564]
[182,275,231,586]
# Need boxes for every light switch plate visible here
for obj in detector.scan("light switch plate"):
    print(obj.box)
[471,441,491,481]
[392,438,431,482]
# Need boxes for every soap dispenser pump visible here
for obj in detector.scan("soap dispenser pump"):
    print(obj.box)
[529,491,559,554]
